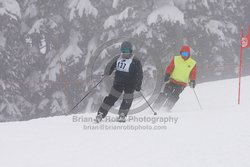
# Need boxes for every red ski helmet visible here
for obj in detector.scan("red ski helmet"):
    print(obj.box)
[180,45,191,59]
[180,45,190,53]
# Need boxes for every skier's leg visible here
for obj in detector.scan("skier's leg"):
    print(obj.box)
[97,85,123,118]
[118,85,134,117]
[152,93,167,110]
[152,82,174,110]
[165,84,184,110]
[164,82,175,98]
[165,95,179,110]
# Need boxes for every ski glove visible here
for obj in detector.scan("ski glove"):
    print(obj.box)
[190,80,196,88]
[164,74,170,82]
[135,85,141,91]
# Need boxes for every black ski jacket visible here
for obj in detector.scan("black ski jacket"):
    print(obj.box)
[104,55,143,89]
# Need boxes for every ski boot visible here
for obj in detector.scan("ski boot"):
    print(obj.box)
[94,113,103,123]
[117,113,126,123]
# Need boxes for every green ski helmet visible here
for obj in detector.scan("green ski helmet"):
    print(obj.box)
[121,41,133,53]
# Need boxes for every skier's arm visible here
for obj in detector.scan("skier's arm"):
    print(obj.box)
[135,60,143,91]
[165,58,175,75]
[104,56,118,76]
[189,64,196,81]
[164,58,174,82]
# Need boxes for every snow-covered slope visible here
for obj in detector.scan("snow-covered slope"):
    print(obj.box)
[0,77,250,167]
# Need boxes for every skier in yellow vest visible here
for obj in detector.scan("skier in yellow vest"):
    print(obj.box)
[153,45,197,111]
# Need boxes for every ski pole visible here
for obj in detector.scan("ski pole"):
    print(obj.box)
[69,76,106,113]
[192,88,203,110]
[139,91,157,115]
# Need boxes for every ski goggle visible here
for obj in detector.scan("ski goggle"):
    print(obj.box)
[181,52,189,57]
[121,48,132,53]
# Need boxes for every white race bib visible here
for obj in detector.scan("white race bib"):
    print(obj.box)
[116,56,133,72]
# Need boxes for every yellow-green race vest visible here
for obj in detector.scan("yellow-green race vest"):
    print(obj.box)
[170,56,196,83]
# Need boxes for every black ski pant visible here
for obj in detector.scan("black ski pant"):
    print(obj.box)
[97,84,135,118]
[154,82,185,110]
